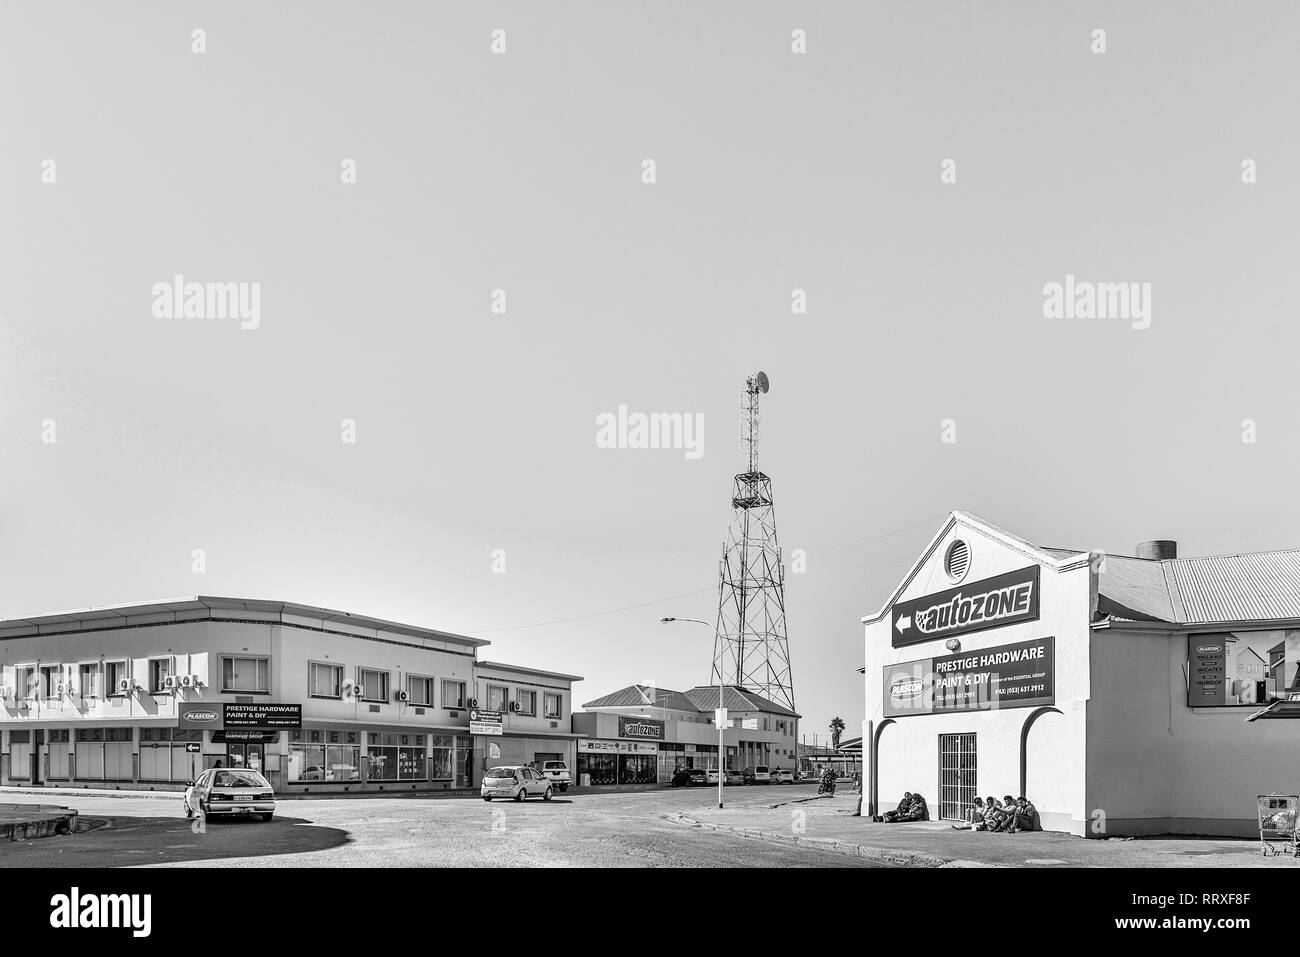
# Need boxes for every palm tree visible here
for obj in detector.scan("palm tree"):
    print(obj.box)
[829,716,845,749]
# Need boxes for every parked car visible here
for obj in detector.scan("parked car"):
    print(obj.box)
[751,765,772,784]
[770,768,795,784]
[535,760,572,792]
[184,768,276,822]
[481,765,554,802]
[706,767,720,785]
[687,768,708,786]
[724,768,745,786]
[671,767,693,787]
[741,767,756,785]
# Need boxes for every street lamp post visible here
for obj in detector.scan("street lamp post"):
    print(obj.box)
[661,616,726,809]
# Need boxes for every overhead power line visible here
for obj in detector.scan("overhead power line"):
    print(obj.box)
[478,513,944,633]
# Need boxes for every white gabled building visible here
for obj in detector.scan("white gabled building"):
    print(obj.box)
[864,511,1300,838]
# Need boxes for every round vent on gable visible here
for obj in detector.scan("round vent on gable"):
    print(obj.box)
[944,539,971,582]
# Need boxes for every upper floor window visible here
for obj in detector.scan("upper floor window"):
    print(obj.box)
[104,661,129,696]
[357,668,389,704]
[442,680,466,710]
[149,658,172,694]
[15,665,35,700]
[78,663,99,698]
[309,662,342,699]
[406,675,433,706]
[544,693,563,719]
[221,656,269,694]
[487,685,508,712]
[39,665,60,699]
[516,689,536,716]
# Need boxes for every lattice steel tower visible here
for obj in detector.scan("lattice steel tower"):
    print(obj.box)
[710,371,795,711]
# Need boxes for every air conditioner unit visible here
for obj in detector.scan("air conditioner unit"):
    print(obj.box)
[468,697,479,709]
[397,690,409,703]
[162,675,178,691]
[179,674,194,688]
[509,701,521,713]
[118,678,131,692]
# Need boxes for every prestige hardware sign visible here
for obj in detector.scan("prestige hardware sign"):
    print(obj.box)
[618,716,665,740]
[891,565,1040,647]
[882,637,1055,717]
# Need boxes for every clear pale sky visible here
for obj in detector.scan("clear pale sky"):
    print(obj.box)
[3,2,1299,744]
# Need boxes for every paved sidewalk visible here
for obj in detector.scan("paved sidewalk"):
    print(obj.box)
[672,792,1293,868]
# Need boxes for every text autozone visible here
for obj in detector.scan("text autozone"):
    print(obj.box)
[912,582,1033,636]
[620,721,662,738]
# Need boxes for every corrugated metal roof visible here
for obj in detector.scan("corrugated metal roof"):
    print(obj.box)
[1168,551,1300,624]
[581,685,702,712]
[683,685,800,718]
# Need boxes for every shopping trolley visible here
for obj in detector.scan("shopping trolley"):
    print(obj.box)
[1257,793,1299,857]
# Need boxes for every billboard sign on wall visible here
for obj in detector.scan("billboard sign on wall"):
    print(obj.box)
[882,637,1055,717]
[618,716,665,740]
[891,565,1041,648]
[1188,630,1300,707]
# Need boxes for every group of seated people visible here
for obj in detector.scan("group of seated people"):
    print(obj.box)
[878,791,928,823]
[950,794,1038,832]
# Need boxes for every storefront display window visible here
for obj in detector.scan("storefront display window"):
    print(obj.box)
[619,753,656,784]
[577,753,617,786]
[367,732,428,780]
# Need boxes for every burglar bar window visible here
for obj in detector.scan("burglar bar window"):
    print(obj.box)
[358,668,389,703]
[221,656,269,694]
[309,662,343,699]
[442,680,466,710]
[938,732,978,822]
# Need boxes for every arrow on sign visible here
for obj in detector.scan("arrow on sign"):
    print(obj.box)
[896,615,912,633]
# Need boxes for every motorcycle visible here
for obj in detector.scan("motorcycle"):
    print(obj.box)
[817,771,836,796]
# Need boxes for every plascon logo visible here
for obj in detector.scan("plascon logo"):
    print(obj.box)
[889,675,925,701]
[185,710,218,722]
[1198,644,1222,654]
[50,887,151,937]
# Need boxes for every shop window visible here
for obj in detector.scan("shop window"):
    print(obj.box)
[357,668,389,704]
[289,742,360,782]
[544,693,562,718]
[78,663,99,698]
[221,656,269,694]
[442,680,466,710]
[406,675,433,706]
[487,685,508,712]
[149,658,172,694]
[309,662,343,699]
[516,689,536,716]
[577,753,617,786]
[619,753,656,784]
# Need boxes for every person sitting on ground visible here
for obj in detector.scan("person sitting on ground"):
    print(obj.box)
[988,795,1018,832]
[881,791,913,823]
[900,792,928,821]
[980,795,1006,832]
[1013,795,1038,832]
[951,796,985,830]
[1000,795,1022,832]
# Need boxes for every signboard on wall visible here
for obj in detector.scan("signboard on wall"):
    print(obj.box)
[212,730,279,743]
[469,708,503,735]
[891,565,1041,648]
[578,739,658,754]
[618,715,665,740]
[177,704,223,730]
[1188,631,1299,707]
[882,636,1055,717]
[224,703,301,729]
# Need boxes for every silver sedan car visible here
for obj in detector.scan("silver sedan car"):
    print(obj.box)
[184,768,277,821]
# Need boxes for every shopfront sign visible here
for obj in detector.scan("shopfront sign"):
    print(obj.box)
[892,565,1040,648]
[578,739,658,754]
[224,703,301,729]
[618,716,664,740]
[469,708,503,735]
[212,730,279,743]
[882,636,1055,717]
[177,704,223,730]
[1188,630,1298,707]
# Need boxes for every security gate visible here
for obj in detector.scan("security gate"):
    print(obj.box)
[938,733,977,821]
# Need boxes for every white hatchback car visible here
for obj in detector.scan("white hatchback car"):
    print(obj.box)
[481,765,554,802]
[184,768,277,821]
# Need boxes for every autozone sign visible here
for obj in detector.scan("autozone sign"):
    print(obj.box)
[891,565,1040,647]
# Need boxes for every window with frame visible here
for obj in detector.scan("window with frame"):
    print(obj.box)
[516,689,536,716]
[544,692,562,718]
[39,665,60,699]
[221,656,269,694]
[442,680,466,710]
[78,663,99,698]
[149,658,172,694]
[406,675,433,706]
[104,661,128,696]
[487,684,508,712]
[309,662,343,699]
[15,665,35,699]
[357,668,389,703]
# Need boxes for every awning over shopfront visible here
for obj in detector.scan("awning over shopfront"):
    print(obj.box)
[1245,699,1300,721]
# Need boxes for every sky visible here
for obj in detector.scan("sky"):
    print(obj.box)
[2,1,1299,745]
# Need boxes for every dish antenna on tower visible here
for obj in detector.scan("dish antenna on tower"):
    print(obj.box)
[752,371,770,394]
[740,371,770,472]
